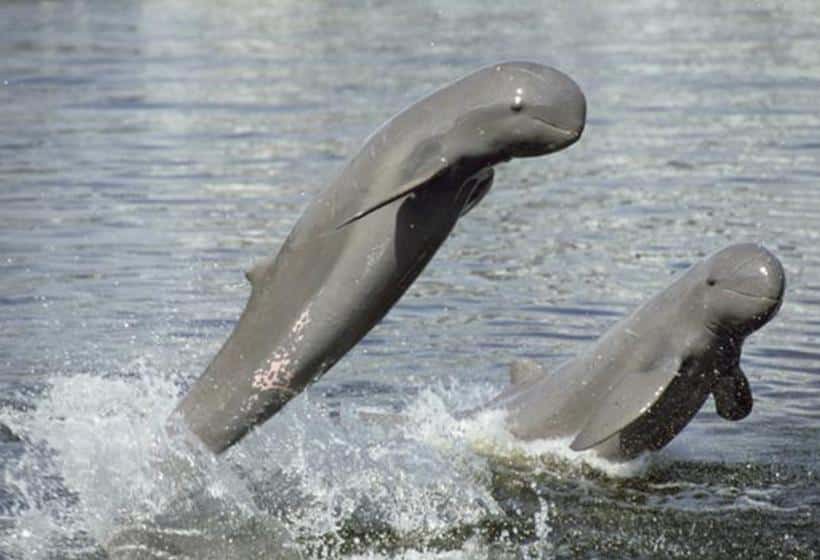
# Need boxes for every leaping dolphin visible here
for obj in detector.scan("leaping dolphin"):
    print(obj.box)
[175,61,587,453]
[484,243,785,461]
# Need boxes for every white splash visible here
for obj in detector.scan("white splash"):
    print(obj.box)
[401,387,650,480]
[2,362,649,560]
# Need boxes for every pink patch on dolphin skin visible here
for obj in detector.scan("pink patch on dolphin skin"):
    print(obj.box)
[291,308,311,343]
[251,306,313,392]
[252,356,294,391]
[293,308,310,332]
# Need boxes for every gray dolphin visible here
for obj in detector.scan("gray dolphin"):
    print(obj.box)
[175,61,587,453]
[484,243,785,460]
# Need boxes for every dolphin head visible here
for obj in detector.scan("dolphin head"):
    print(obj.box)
[449,61,586,163]
[696,244,785,337]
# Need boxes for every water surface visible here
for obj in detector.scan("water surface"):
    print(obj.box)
[1,1,818,558]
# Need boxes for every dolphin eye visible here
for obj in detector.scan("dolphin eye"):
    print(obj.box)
[707,278,717,287]
[511,89,524,112]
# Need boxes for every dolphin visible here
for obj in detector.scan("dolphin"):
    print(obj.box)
[175,61,587,453]
[484,243,785,460]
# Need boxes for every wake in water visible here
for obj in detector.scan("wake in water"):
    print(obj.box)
[0,362,666,560]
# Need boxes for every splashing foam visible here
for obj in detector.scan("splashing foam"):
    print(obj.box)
[400,387,650,480]
[2,365,649,559]
[1,363,257,559]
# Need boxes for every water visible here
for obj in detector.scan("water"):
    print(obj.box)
[1,1,818,558]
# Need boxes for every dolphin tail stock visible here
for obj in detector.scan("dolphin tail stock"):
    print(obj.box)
[174,370,298,454]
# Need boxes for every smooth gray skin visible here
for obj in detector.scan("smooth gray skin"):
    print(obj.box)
[486,244,785,461]
[175,61,587,453]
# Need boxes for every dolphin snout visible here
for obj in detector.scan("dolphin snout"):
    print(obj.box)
[542,68,587,137]
[536,80,586,140]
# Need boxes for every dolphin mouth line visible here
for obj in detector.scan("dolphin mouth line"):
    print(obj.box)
[532,117,582,139]
[721,287,782,303]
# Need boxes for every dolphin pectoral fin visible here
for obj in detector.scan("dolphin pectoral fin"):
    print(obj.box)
[713,365,753,421]
[509,359,545,385]
[335,164,450,229]
[570,363,681,452]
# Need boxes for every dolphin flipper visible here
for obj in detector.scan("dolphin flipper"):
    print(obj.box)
[509,359,545,386]
[712,365,753,420]
[336,139,450,229]
[570,360,681,451]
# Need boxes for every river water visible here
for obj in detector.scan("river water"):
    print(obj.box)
[1,1,818,558]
